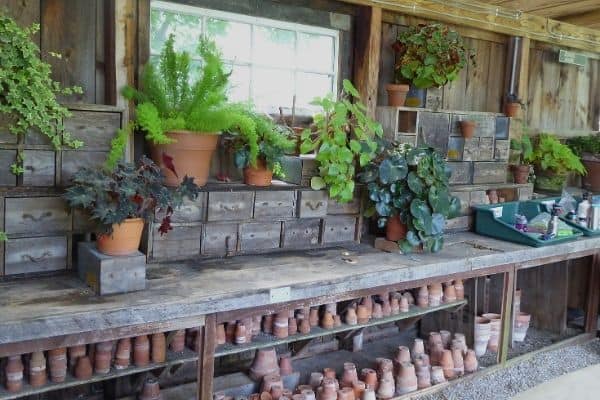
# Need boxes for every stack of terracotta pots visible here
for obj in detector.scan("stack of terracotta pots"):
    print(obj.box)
[442,282,457,303]
[428,283,443,306]
[481,313,502,352]
[249,348,280,381]
[513,312,531,342]
[139,377,162,400]
[474,316,492,356]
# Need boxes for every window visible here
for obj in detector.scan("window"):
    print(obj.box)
[150,1,340,114]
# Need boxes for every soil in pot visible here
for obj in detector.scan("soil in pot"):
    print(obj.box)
[150,131,219,187]
[96,218,144,256]
[385,215,407,241]
[385,84,410,107]
[505,102,520,117]
[244,159,273,186]
[512,164,530,184]
[582,156,600,192]
[460,120,477,138]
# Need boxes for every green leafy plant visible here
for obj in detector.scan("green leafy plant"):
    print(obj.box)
[63,156,200,235]
[530,134,586,175]
[122,34,253,144]
[360,144,460,253]
[104,125,130,170]
[510,134,534,165]
[392,24,474,88]
[0,14,83,152]
[566,134,600,157]
[231,112,296,177]
[300,80,383,203]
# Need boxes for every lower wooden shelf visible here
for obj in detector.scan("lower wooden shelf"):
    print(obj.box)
[214,299,467,357]
[0,348,198,400]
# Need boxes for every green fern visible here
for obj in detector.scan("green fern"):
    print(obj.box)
[104,125,130,170]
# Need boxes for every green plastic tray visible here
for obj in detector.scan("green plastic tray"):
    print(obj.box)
[525,197,600,237]
[473,201,583,247]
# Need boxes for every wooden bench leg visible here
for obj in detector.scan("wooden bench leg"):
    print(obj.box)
[498,267,516,364]
[198,314,216,400]
[585,254,600,334]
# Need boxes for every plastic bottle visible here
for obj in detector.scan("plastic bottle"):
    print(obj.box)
[577,192,591,228]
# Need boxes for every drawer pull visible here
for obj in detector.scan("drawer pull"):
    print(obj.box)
[22,251,52,263]
[22,211,52,222]
[222,205,240,212]
[306,201,324,211]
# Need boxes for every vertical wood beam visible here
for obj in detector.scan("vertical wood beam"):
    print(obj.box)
[104,0,117,105]
[498,267,516,364]
[353,6,382,117]
[517,37,530,119]
[585,254,600,333]
[197,314,216,400]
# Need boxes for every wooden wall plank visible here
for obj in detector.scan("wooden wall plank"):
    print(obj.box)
[464,38,491,112]
[486,42,507,113]
[377,23,399,107]
[0,0,41,45]
[353,6,382,117]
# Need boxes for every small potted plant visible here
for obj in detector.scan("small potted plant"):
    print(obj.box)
[504,94,523,118]
[123,34,254,186]
[360,144,460,253]
[63,156,200,256]
[300,79,383,203]
[567,134,600,192]
[231,112,296,186]
[460,120,477,138]
[529,134,586,193]
[392,24,474,107]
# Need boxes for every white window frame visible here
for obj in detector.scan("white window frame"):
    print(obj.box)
[151,0,340,114]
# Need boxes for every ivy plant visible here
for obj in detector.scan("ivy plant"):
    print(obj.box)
[392,24,474,88]
[0,14,83,170]
[63,156,200,235]
[300,79,383,203]
[360,144,461,253]
[567,133,600,158]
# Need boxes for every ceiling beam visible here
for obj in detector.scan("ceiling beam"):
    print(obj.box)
[483,1,600,18]
[559,9,600,29]
[338,0,600,53]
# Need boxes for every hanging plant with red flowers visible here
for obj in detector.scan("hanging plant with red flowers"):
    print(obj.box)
[392,24,475,89]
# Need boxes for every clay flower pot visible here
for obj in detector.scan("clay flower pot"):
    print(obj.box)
[463,349,478,374]
[395,362,417,395]
[452,348,464,377]
[430,366,446,385]
[361,297,373,318]
[512,164,530,184]
[134,335,150,367]
[333,315,342,327]
[244,158,273,187]
[150,131,219,186]
[352,381,366,398]
[170,330,186,352]
[68,345,87,374]
[361,388,376,400]
[399,296,409,313]
[460,120,477,138]
[474,317,491,356]
[443,284,457,303]
[273,313,290,339]
[380,298,392,317]
[75,356,93,380]
[321,311,335,330]
[428,331,443,350]
[95,342,112,374]
[346,308,358,325]
[377,358,394,381]
[225,321,236,342]
[151,333,166,363]
[439,330,452,349]
[414,360,431,390]
[338,387,355,400]
[411,338,425,359]
[301,389,317,400]
[233,322,247,345]
[417,286,429,307]
[453,333,468,355]
[439,349,455,379]
[385,215,407,241]
[114,338,131,369]
[28,351,47,387]
[323,367,336,379]
[309,372,324,389]
[429,343,444,367]
[96,218,144,256]
[394,346,411,367]
[356,305,370,324]
[319,378,338,400]
[504,102,520,117]
[299,318,311,334]
[454,279,465,300]
[309,308,320,327]
[385,84,410,107]
[249,348,280,381]
[390,296,400,315]
[261,374,283,393]
[376,377,395,400]
[482,313,502,352]
[371,303,383,319]
[403,291,415,305]
[487,189,499,204]
[288,318,298,336]
[48,348,67,383]
[139,377,162,400]
[5,355,24,393]
[361,368,378,389]
[279,355,293,376]
[514,312,531,342]
[341,362,358,387]
[271,384,283,400]
[428,283,443,306]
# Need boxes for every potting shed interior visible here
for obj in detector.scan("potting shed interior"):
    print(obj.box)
[1,0,600,399]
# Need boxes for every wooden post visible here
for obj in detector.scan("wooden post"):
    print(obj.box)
[498,267,516,364]
[353,5,382,117]
[585,253,600,333]
[198,314,217,400]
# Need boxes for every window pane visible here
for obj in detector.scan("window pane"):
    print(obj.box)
[253,68,294,110]
[296,73,333,109]
[297,33,335,73]
[253,26,295,68]
[227,64,250,102]
[151,9,202,55]
[207,18,251,63]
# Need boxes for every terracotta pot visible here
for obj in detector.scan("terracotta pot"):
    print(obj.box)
[139,377,162,400]
[321,311,335,330]
[512,164,530,184]
[262,315,274,334]
[5,355,24,393]
[75,356,93,380]
[395,362,417,395]
[464,349,478,374]
[261,374,283,393]
[488,189,499,204]
[271,384,283,400]
[454,279,465,300]
[361,368,378,390]
[482,313,502,352]
[337,387,355,400]
[415,362,431,390]
[414,353,430,368]
[474,317,491,356]
[240,318,253,344]
[249,348,280,381]
[381,298,392,317]
[299,318,311,334]
[170,330,186,352]
[134,335,150,367]
[429,343,444,367]
[439,350,455,379]
[504,102,520,117]
[403,291,415,305]
[309,372,324,389]
[371,303,383,319]
[390,296,400,315]
[452,348,464,377]
[95,342,112,374]
[582,157,600,191]
[430,366,446,385]
[399,296,409,313]
[319,378,338,400]
[377,358,394,381]
[428,332,443,350]
[261,392,273,400]
[323,367,336,379]
[439,330,452,349]
[309,308,320,327]
[341,362,358,387]
[151,333,166,363]
[48,348,67,383]
[225,321,236,342]
[301,389,317,400]
[244,159,273,186]
[345,308,358,325]
[279,355,293,376]
[428,283,443,306]
[114,338,131,369]
[352,380,366,398]
[376,377,395,400]
[514,312,531,342]
[460,120,477,138]
[68,345,87,374]
[411,338,425,359]
[28,351,47,387]
[394,346,411,367]
[333,315,342,327]
[385,84,410,107]
[443,284,457,303]
[96,218,144,256]
[454,333,468,355]
[361,297,373,318]
[252,316,263,336]
[356,305,370,324]
[150,131,219,186]
[385,215,407,241]
[361,388,376,400]
[288,318,298,336]
[416,286,428,307]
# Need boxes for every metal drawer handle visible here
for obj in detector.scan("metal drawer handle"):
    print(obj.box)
[22,211,52,222]
[23,252,51,263]
[222,205,240,212]
[306,201,324,211]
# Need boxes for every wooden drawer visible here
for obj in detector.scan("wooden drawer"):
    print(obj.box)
[63,110,121,150]
[207,191,254,221]
[322,216,357,244]
[5,236,68,275]
[22,150,56,186]
[156,193,207,223]
[298,190,328,218]
[239,222,282,251]
[283,219,321,249]
[254,191,296,219]
[151,224,202,261]
[5,197,71,234]
[0,150,16,186]
[328,197,360,215]
[202,223,238,256]
[61,151,107,186]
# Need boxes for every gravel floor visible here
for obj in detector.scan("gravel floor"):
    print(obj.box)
[416,338,600,400]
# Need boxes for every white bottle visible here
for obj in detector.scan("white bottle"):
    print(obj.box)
[577,192,591,228]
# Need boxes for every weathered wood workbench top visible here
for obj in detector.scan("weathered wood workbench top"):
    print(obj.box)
[1,232,599,345]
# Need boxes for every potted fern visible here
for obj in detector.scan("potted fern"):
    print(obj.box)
[509,134,534,184]
[63,157,200,256]
[530,134,586,193]
[123,34,252,186]
[231,112,296,186]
